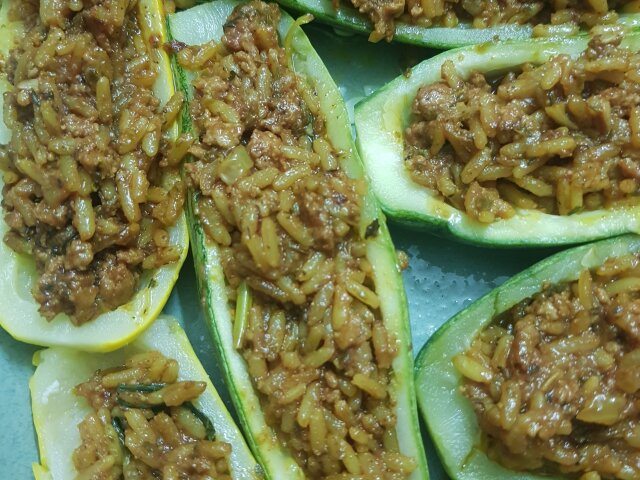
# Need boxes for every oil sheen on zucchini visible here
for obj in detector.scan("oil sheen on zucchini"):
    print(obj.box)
[0,0,189,351]
[30,315,260,480]
[415,234,640,480]
[167,1,428,478]
[354,35,640,247]
[274,0,640,49]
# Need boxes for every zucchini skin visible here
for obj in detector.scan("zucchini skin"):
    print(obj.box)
[0,0,189,351]
[274,0,640,48]
[415,234,640,480]
[167,2,429,478]
[354,35,640,248]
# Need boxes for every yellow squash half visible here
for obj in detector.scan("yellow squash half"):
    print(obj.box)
[30,315,261,479]
[0,0,189,351]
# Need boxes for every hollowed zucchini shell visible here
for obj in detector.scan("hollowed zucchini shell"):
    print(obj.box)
[354,35,640,247]
[275,0,640,49]
[415,234,640,480]
[167,1,429,478]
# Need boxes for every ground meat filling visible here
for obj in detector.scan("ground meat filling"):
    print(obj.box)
[405,32,640,224]
[351,0,635,42]
[455,254,640,479]
[0,0,186,324]
[179,1,415,477]
[73,351,232,479]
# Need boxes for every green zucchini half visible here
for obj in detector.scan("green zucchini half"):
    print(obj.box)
[167,2,429,478]
[275,0,640,49]
[30,315,261,480]
[414,233,640,480]
[354,35,640,248]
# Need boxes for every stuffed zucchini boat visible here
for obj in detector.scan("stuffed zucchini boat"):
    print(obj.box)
[416,234,640,479]
[30,315,261,479]
[355,32,640,247]
[0,0,189,351]
[167,1,428,478]
[275,0,640,48]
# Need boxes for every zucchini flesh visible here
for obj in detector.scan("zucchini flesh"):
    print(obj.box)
[30,315,260,480]
[415,234,640,480]
[275,0,640,48]
[354,35,640,247]
[167,2,429,478]
[0,0,189,351]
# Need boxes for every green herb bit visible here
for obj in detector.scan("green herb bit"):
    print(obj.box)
[116,383,166,393]
[111,416,126,448]
[186,402,216,441]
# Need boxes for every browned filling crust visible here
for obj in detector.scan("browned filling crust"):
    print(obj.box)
[455,254,640,479]
[349,0,635,42]
[404,33,640,224]
[73,351,232,479]
[177,1,415,477]
[0,1,186,324]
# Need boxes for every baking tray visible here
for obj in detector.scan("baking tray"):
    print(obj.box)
[0,19,556,478]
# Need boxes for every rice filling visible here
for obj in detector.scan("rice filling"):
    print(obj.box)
[405,31,640,223]
[455,254,640,479]
[350,0,636,42]
[72,350,232,479]
[0,0,186,324]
